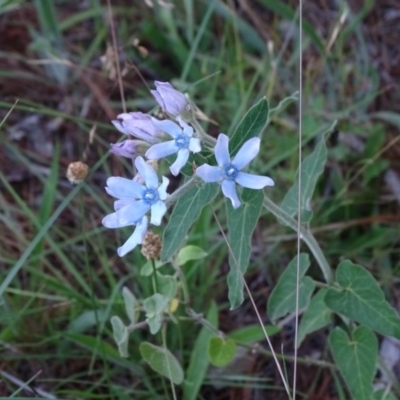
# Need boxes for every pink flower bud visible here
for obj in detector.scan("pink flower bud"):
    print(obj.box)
[112,112,162,143]
[109,140,138,158]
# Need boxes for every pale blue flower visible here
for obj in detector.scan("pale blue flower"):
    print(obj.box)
[145,117,201,176]
[102,156,169,255]
[151,81,190,117]
[109,140,138,158]
[196,133,274,209]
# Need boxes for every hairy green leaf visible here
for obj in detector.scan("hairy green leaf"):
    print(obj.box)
[325,260,400,339]
[226,189,263,309]
[267,253,315,323]
[329,326,377,400]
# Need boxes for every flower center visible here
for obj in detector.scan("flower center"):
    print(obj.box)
[175,134,189,149]
[142,188,158,205]
[224,164,238,180]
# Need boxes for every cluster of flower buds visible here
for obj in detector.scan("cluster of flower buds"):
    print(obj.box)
[103,81,274,257]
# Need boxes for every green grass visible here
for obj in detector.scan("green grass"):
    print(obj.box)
[1,0,399,398]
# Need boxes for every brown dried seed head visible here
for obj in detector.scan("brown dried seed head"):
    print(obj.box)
[66,161,89,184]
[141,231,162,260]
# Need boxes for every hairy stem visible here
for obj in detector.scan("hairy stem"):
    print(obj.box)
[263,195,333,284]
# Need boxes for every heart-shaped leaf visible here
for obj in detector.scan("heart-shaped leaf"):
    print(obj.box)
[208,337,236,367]
[140,342,184,385]
[329,326,377,400]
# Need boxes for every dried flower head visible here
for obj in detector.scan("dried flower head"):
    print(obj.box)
[66,161,89,184]
[141,231,162,260]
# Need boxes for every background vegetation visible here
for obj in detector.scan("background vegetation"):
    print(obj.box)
[1,0,399,398]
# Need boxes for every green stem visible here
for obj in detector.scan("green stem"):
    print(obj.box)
[190,118,217,147]
[172,261,190,305]
[165,175,198,206]
[263,195,333,284]
[151,259,159,293]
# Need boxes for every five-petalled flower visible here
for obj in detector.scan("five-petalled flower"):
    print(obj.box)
[196,133,274,209]
[102,156,169,256]
[145,117,201,176]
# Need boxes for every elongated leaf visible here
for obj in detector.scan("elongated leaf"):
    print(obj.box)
[183,302,218,400]
[140,342,184,385]
[329,326,377,400]
[229,97,269,156]
[122,287,139,325]
[297,289,332,347]
[267,253,315,323]
[208,337,236,367]
[269,92,299,119]
[161,182,219,262]
[226,189,263,309]
[110,316,129,358]
[176,245,208,266]
[325,260,400,339]
[229,324,280,344]
[281,121,336,223]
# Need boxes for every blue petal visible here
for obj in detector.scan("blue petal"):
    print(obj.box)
[170,148,189,176]
[177,117,194,137]
[188,137,201,153]
[102,212,124,228]
[106,177,145,199]
[215,133,230,168]
[117,216,148,257]
[157,176,170,200]
[196,164,223,182]
[145,140,177,160]
[150,200,167,225]
[151,118,182,138]
[111,120,129,135]
[135,156,159,189]
[232,137,260,170]
[116,200,150,226]
[221,180,241,209]
[114,198,132,211]
[235,172,274,189]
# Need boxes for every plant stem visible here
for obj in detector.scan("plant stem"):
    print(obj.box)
[165,175,198,206]
[263,195,333,284]
[151,259,159,293]
[190,118,217,147]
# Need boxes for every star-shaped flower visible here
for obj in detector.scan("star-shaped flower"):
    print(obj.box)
[145,117,201,176]
[102,156,169,255]
[196,134,274,208]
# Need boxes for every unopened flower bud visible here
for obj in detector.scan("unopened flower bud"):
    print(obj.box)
[112,112,163,143]
[109,140,139,158]
[151,81,191,118]
[66,161,89,184]
[141,231,162,260]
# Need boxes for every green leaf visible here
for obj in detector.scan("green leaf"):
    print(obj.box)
[122,287,139,325]
[329,326,377,400]
[372,389,397,400]
[176,245,208,266]
[280,121,336,223]
[269,92,299,119]
[140,342,184,385]
[226,189,264,309]
[297,289,332,347]
[140,260,165,276]
[208,337,236,367]
[325,260,400,339]
[143,294,169,334]
[183,302,218,400]
[267,253,315,323]
[110,316,129,358]
[229,97,269,156]
[156,273,178,301]
[229,324,280,344]
[161,182,219,262]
